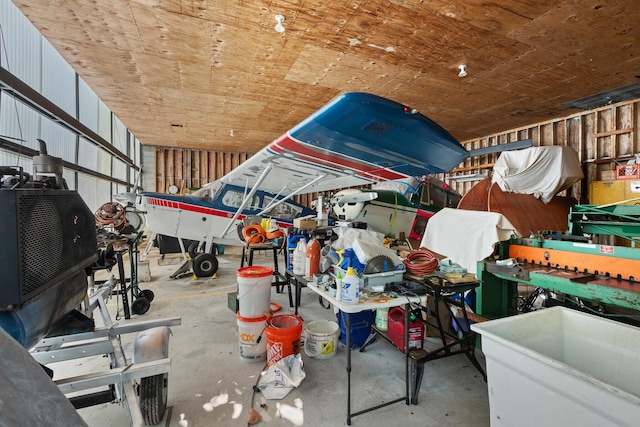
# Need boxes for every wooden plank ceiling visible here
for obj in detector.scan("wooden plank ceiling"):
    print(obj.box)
[12,0,640,153]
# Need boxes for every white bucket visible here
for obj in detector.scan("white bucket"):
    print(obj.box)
[237,266,272,318]
[237,313,268,362]
[304,320,340,359]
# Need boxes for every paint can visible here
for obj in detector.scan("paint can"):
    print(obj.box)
[237,266,272,318]
[304,320,340,359]
[265,314,303,367]
[237,313,268,362]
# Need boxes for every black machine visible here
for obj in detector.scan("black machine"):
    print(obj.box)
[0,140,98,348]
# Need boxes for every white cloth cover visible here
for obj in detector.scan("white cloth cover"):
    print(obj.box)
[420,208,520,275]
[492,146,583,203]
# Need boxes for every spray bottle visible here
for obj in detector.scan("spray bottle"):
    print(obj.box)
[340,258,359,304]
[335,270,343,301]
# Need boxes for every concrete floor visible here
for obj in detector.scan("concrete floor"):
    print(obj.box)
[70,246,490,427]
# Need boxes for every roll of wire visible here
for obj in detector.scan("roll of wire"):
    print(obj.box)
[403,249,439,276]
[95,201,127,232]
[243,224,267,245]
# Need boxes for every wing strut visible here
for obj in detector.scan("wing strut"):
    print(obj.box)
[210,164,274,251]
[257,174,327,217]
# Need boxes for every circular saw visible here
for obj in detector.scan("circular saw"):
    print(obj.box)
[364,255,395,274]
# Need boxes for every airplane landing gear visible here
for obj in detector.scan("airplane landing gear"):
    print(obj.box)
[193,253,219,277]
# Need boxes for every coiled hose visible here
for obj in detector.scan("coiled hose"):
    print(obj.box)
[403,249,439,276]
[95,201,127,231]
[243,224,267,245]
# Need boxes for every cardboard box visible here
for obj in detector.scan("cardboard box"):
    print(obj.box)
[599,169,616,181]
[293,215,317,229]
[422,298,451,337]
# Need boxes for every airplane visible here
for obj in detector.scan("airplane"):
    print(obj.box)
[136,92,469,276]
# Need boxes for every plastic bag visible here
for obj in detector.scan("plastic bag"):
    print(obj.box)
[257,354,306,400]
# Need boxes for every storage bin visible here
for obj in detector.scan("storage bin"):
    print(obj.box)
[337,309,375,348]
[331,265,404,289]
[472,307,640,427]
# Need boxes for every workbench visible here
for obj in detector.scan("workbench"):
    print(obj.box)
[305,282,425,425]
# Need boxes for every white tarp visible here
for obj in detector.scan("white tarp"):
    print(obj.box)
[492,146,583,203]
[420,208,520,275]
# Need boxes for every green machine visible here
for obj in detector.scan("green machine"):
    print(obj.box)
[477,203,640,320]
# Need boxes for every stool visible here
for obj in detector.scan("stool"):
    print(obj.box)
[241,243,293,308]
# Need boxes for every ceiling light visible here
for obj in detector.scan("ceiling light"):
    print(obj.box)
[274,15,285,33]
[458,64,467,78]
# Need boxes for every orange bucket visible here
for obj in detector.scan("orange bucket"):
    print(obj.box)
[265,314,303,367]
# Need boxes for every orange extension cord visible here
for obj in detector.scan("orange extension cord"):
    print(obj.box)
[243,224,267,245]
[403,249,439,276]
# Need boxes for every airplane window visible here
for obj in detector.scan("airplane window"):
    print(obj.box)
[221,190,261,211]
[192,182,222,203]
[222,190,243,208]
[263,196,302,220]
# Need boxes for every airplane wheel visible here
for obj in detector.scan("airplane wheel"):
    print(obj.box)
[193,253,218,277]
[139,289,155,302]
[188,242,217,258]
[188,242,200,258]
[139,373,168,425]
[132,297,151,315]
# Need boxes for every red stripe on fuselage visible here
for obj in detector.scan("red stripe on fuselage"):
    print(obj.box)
[144,197,291,229]
[269,134,406,181]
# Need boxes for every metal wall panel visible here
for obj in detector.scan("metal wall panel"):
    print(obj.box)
[78,77,99,133]
[0,0,42,90]
[77,136,99,170]
[0,96,40,150]
[39,118,76,162]
[97,100,111,142]
[41,38,76,118]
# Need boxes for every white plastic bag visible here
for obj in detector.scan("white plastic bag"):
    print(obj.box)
[257,354,306,400]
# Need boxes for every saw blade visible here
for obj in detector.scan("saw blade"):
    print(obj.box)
[364,254,394,274]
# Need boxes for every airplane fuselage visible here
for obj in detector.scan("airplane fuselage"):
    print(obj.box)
[137,181,315,247]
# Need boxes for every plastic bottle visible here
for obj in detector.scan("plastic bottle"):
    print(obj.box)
[305,237,321,278]
[335,271,343,301]
[341,266,359,304]
[293,239,306,275]
[375,307,389,331]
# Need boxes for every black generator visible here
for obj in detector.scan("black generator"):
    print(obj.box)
[0,140,98,348]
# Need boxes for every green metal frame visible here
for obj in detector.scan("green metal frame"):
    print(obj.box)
[569,204,640,244]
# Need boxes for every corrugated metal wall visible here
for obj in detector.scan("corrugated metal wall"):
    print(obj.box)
[0,0,141,212]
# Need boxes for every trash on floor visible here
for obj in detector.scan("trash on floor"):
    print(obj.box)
[257,353,306,399]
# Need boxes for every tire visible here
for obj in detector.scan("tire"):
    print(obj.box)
[132,297,151,315]
[139,373,168,425]
[187,242,200,259]
[139,289,155,302]
[192,253,218,277]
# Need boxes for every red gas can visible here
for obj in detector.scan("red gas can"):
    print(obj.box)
[387,307,424,352]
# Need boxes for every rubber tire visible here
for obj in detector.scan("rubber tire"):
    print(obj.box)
[187,242,200,259]
[139,289,155,302]
[188,242,217,257]
[193,253,218,277]
[139,373,168,425]
[131,297,151,315]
